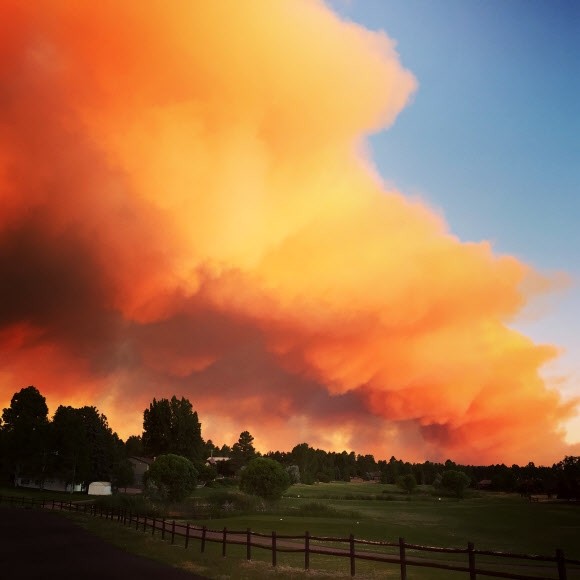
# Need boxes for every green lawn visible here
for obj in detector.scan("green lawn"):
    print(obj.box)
[3,481,579,579]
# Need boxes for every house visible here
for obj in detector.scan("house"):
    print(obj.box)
[478,479,492,489]
[128,456,154,487]
[206,456,230,466]
[88,481,112,495]
[15,477,84,493]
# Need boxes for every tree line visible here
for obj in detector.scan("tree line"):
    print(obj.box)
[1,386,578,500]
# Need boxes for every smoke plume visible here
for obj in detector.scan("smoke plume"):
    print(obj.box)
[0,0,576,464]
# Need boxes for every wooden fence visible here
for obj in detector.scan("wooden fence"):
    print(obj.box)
[1,495,578,579]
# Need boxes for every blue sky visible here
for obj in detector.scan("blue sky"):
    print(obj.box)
[329,0,580,441]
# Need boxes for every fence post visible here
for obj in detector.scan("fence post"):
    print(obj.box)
[247,528,251,561]
[171,520,176,544]
[350,533,356,577]
[557,548,567,580]
[52,499,55,510]
[468,542,476,580]
[201,526,206,553]
[399,537,407,580]
[135,513,139,530]
[305,531,310,571]
[143,515,147,532]
[185,523,190,549]
[152,517,156,536]
[222,527,227,557]
[272,531,277,568]
[162,518,166,540]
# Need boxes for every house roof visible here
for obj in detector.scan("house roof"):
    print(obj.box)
[129,456,154,464]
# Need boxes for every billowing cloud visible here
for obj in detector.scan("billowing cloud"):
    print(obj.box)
[0,0,576,465]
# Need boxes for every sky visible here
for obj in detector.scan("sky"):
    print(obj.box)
[0,0,578,466]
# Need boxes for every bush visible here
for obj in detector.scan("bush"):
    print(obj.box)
[441,470,470,499]
[207,490,265,512]
[92,494,163,517]
[143,454,198,502]
[239,458,291,499]
[194,462,217,485]
[205,477,239,488]
[397,474,417,494]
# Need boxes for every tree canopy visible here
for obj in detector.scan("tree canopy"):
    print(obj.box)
[441,470,470,498]
[239,457,291,499]
[142,396,203,462]
[1,386,50,480]
[230,430,258,472]
[397,473,417,494]
[143,453,198,501]
[51,405,125,488]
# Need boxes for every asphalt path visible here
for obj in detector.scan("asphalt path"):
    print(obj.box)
[0,507,209,579]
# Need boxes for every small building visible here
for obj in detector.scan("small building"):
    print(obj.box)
[206,456,230,466]
[88,481,112,496]
[128,456,154,487]
[15,477,83,493]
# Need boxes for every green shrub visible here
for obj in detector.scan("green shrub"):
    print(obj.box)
[93,494,163,517]
[205,477,239,489]
[207,490,265,513]
[239,458,291,499]
[143,454,198,502]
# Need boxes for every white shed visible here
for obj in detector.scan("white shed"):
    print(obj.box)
[88,481,112,495]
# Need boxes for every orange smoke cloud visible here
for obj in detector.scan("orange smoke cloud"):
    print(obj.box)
[0,0,576,465]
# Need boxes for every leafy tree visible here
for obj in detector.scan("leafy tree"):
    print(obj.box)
[125,435,144,457]
[441,470,470,498]
[553,456,580,499]
[51,405,92,487]
[333,450,356,482]
[142,396,203,462]
[113,458,135,491]
[230,431,258,471]
[239,457,291,499]
[195,462,217,485]
[356,454,378,479]
[290,443,317,484]
[169,396,203,461]
[142,398,172,457]
[143,453,198,501]
[286,465,300,484]
[51,405,121,487]
[2,386,50,483]
[397,473,417,494]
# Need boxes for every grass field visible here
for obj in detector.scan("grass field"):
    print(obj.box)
[2,481,579,579]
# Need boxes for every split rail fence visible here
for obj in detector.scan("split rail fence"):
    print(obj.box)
[1,495,579,579]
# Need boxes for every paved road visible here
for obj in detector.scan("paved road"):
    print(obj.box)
[0,508,209,579]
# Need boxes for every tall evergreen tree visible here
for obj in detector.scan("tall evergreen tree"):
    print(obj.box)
[142,396,203,462]
[230,430,258,472]
[1,386,49,483]
[51,405,121,487]
[142,398,172,457]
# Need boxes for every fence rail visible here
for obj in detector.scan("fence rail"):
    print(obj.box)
[1,495,578,579]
